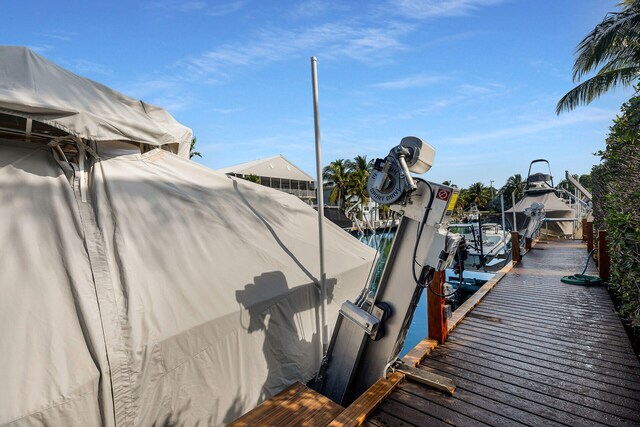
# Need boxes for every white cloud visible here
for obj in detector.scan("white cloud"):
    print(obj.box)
[288,0,331,19]
[67,59,112,76]
[208,1,244,16]
[388,0,507,19]
[181,22,410,79]
[372,73,448,89]
[145,0,242,14]
[212,107,244,114]
[118,79,192,112]
[38,30,75,41]
[440,108,616,146]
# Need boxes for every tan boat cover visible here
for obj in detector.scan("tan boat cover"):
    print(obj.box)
[506,191,576,237]
[0,46,192,157]
[0,138,374,426]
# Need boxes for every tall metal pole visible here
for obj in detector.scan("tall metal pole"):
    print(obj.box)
[501,194,506,232]
[511,192,517,232]
[311,57,328,355]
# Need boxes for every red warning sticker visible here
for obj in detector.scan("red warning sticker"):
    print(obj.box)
[436,188,450,201]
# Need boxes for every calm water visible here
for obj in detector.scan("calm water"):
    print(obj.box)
[356,229,494,357]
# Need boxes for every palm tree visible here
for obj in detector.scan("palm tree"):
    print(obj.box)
[323,159,350,208]
[189,136,202,159]
[501,174,526,204]
[466,182,491,210]
[347,155,371,204]
[557,0,640,113]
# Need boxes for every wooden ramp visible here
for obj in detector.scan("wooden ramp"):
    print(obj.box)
[368,240,640,426]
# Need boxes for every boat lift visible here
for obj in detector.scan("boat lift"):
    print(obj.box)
[319,137,461,405]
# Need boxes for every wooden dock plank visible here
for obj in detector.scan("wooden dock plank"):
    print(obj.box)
[402,338,438,367]
[395,382,522,427]
[451,328,640,382]
[451,330,640,391]
[455,320,640,369]
[327,372,404,427]
[455,317,639,362]
[367,240,640,427]
[427,346,640,422]
[398,379,566,427]
[435,340,640,418]
[228,382,343,427]
[369,399,452,427]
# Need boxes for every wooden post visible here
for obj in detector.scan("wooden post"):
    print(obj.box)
[581,219,587,241]
[427,270,448,344]
[585,221,594,253]
[524,237,532,251]
[598,230,610,281]
[510,231,521,262]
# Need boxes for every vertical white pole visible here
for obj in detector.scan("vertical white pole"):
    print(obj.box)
[501,194,506,232]
[511,192,517,232]
[311,57,328,355]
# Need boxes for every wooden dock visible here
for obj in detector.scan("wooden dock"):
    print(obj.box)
[229,239,640,426]
[368,240,640,426]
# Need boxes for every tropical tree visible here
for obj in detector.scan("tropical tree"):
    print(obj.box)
[466,182,491,210]
[500,173,526,206]
[557,0,640,113]
[189,136,201,159]
[347,155,371,203]
[323,159,351,208]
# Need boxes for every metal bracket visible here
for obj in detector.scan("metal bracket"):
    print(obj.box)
[339,301,381,339]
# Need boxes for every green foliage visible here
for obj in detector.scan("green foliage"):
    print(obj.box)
[557,1,640,113]
[323,159,350,208]
[466,182,492,210]
[243,174,260,184]
[189,136,201,159]
[592,93,640,349]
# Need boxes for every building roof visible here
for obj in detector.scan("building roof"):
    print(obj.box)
[218,155,315,182]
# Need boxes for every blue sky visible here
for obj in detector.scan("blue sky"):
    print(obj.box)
[4,0,634,188]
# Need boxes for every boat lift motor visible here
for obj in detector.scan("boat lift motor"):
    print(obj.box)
[320,136,461,405]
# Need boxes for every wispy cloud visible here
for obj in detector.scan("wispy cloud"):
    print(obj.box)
[145,0,242,14]
[288,0,339,20]
[212,107,244,114]
[388,0,507,19]
[182,22,410,79]
[38,30,75,41]
[208,1,244,16]
[28,44,54,54]
[67,59,112,76]
[457,83,503,95]
[372,73,448,89]
[440,108,616,146]
[119,79,192,112]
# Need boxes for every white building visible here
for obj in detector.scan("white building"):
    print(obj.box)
[218,155,316,205]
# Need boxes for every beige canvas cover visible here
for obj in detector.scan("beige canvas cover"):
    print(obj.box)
[0,46,193,157]
[0,139,374,426]
[506,191,576,237]
[0,47,375,426]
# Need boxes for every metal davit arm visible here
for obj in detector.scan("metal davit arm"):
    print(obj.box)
[319,137,461,405]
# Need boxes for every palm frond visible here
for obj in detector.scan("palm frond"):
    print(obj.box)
[557,66,640,114]
[572,6,640,81]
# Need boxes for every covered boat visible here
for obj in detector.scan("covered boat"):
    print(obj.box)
[506,159,576,238]
[0,46,374,426]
